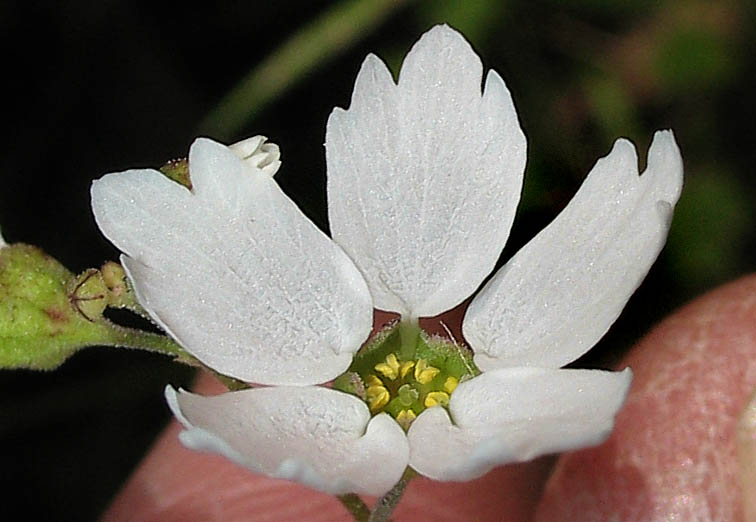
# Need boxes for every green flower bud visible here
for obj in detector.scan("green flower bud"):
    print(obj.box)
[0,243,192,370]
[159,158,191,188]
[100,260,143,311]
[333,371,366,400]
[0,243,99,369]
[68,269,108,322]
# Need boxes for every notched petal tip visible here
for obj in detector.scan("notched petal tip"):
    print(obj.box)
[647,129,684,204]
[177,425,248,464]
[164,385,191,428]
[327,23,525,318]
[90,168,189,259]
[97,132,371,386]
[410,368,633,481]
[482,69,513,106]
[346,51,396,114]
[359,52,391,80]
[274,457,334,492]
[165,387,407,496]
[464,129,683,369]
[417,24,471,51]
[482,69,526,139]
[398,23,482,89]
[271,412,409,495]
[188,136,222,158]
[166,386,253,471]
[604,137,640,174]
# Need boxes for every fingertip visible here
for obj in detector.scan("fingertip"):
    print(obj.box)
[536,274,756,521]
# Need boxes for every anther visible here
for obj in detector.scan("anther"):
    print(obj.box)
[396,409,417,430]
[414,359,440,384]
[399,360,415,378]
[424,391,450,408]
[366,385,390,412]
[444,376,459,394]
[375,353,400,380]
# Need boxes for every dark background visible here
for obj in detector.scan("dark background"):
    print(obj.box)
[1,1,754,519]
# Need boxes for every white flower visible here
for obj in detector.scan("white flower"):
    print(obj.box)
[90,25,683,496]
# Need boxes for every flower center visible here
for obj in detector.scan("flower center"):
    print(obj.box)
[334,321,479,430]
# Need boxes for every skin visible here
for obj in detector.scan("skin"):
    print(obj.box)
[102,275,756,521]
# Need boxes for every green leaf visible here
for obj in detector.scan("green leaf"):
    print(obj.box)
[665,168,752,290]
[159,158,191,189]
[417,0,506,43]
[654,26,736,93]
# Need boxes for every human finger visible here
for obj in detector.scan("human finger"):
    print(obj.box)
[536,274,756,521]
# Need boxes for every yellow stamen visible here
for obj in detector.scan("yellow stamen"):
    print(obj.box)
[396,409,417,429]
[424,391,450,408]
[444,376,459,394]
[414,359,440,384]
[375,353,400,380]
[366,385,390,412]
[364,374,383,388]
[399,360,415,378]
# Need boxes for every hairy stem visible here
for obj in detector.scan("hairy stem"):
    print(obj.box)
[102,323,198,366]
[338,493,371,522]
[367,469,415,522]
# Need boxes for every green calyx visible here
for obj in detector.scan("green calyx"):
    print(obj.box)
[333,321,480,430]
[0,243,118,369]
[159,158,191,189]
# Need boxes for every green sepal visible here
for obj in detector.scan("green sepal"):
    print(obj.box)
[343,321,479,384]
[332,371,366,399]
[333,319,482,429]
[346,322,404,376]
[415,332,481,381]
[159,158,191,189]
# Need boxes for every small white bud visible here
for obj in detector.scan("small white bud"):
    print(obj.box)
[229,135,281,177]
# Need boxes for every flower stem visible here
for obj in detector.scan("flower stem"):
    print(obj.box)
[97,320,257,389]
[100,322,198,366]
[338,493,371,522]
[367,469,415,522]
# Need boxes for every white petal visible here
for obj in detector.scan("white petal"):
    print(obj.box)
[464,131,683,370]
[229,135,281,176]
[92,138,373,385]
[326,24,526,318]
[166,385,408,496]
[408,367,632,481]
